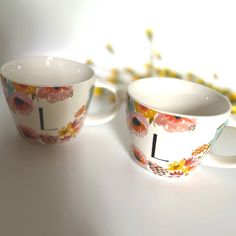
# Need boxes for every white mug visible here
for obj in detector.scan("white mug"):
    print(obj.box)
[126,77,234,177]
[1,56,119,144]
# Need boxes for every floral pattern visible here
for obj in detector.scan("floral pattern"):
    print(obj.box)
[127,95,229,177]
[75,105,87,118]
[147,161,168,176]
[7,92,33,115]
[131,143,210,177]
[134,102,157,119]
[154,113,196,132]
[191,143,210,156]
[1,76,93,144]
[58,118,83,141]
[1,77,75,115]
[13,83,37,98]
[128,112,148,137]
[37,87,73,103]
[17,104,86,144]
[17,125,39,141]
[127,96,209,177]
[39,134,59,144]
[131,145,148,166]
[126,96,196,136]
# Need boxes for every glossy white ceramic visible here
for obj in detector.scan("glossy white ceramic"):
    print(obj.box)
[0,57,120,144]
[127,77,234,177]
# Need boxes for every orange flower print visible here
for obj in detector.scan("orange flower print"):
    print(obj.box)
[128,112,148,137]
[37,86,73,103]
[75,105,87,118]
[8,92,33,115]
[131,145,148,167]
[192,144,210,156]
[154,113,196,132]
[17,125,39,141]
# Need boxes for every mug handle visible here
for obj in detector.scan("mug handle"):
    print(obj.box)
[84,79,120,126]
[201,126,236,168]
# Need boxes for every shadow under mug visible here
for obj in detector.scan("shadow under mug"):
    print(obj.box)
[0,56,120,144]
[126,77,236,178]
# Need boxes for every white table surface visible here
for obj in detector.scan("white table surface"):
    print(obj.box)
[0,91,236,236]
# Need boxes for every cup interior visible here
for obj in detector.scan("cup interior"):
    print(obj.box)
[0,57,94,86]
[128,77,231,117]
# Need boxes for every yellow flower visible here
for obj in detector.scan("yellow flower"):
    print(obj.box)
[231,105,236,114]
[158,68,168,77]
[145,28,153,41]
[154,51,162,60]
[168,160,185,171]
[106,43,115,54]
[58,124,71,137]
[85,59,94,65]
[13,83,37,96]
[124,67,136,75]
[131,75,140,81]
[229,93,236,101]
[134,101,157,119]
[58,122,77,137]
[93,87,102,97]
[107,69,119,84]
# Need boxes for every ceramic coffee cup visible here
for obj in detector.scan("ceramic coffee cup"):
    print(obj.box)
[126,77,235,177]
[0,56,119,144]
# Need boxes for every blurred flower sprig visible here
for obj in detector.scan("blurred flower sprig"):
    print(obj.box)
[86,29,236,114]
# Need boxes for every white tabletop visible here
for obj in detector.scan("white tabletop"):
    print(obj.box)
[0,93,236,236]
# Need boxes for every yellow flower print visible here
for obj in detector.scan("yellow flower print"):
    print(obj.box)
[58,119,81,138]
[134,101,157,119]
[58,124,73,137]
[13,82,37,96]
[168,160,185,171]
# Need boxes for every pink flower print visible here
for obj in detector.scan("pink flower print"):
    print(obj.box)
[184,156,201,171]
[131,145,148,167]
[17,125,39,141]
[169,171,185,177]
[39,134,59,144]
[37,86,73,103]
[154,113,196,132]
[128,112,148,137]
[59,135,73,143]
[71,118,83,133]
[8,92,33,115]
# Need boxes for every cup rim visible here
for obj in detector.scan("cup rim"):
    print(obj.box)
[127,77,232,118]
[0,56,95,87]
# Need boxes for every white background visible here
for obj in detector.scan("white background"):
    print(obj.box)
[1,2,236,235]
[0,0,236,88]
